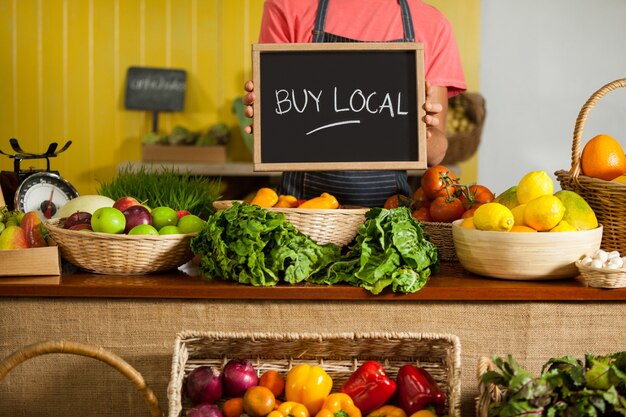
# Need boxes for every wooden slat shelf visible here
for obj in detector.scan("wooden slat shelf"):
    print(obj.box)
[1,261,625,301]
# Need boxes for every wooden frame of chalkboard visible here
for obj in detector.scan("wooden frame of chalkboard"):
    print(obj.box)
[252,42,426,172]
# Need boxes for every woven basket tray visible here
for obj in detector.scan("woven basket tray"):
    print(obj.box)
[167,331,462,417]
[45,218,194,275]
[213,200,368,247]
[441,92,486,166]
[575,259,626,288]
[555,78,626,254]
[0,340,163,416]
[422,221,457,262]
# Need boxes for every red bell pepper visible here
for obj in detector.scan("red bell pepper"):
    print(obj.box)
[340,360,397,415]
[396,364,446,415]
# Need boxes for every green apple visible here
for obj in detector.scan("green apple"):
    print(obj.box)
[151,206,178,230]
[177,214,205,234]
[159,225,181,235]
[91,207,126,234]
[128,224,159,236]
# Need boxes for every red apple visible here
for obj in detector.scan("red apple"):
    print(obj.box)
[122,205,152,234]
[68,223,92,231]
[176,209,191,219]
[64,211,92,229]
[113,196,141,212]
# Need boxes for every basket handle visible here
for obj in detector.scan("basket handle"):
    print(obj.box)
[0,340,163,417]
[570,78,626,179]
[475,356,503,417]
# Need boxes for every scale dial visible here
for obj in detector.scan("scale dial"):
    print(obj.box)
[14,172,79,220]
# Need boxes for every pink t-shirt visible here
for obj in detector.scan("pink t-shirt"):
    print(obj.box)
[258,0,467,97]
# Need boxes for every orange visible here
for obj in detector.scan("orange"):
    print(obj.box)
[581,134,626,180]
[243,386,276,417]
[509,225,537,233]
[259,370,285,398]
[223,398,245,417]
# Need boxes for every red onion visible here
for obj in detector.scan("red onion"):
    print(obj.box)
[185,366,223,405]
[222,358,258,397]
[186,403,224,417]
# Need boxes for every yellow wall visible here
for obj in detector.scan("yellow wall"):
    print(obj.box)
[0,0,479,196]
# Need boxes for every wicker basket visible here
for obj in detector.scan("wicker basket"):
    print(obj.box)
[422,221,457,262]
[45,218,195,275]
[213,200,368,247]
[0,340,163,417]
[167,331,462,417]
[576,259,626,288]
[475,356,502,417]
[555,78,626,254]
[441,92,486,166]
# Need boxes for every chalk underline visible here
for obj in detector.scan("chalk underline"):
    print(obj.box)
[305,120,361,135]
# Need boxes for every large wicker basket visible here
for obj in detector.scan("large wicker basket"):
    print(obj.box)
[0,340,163,416]
[555,78,626,254]
[213,201,368,247]
[441,92,486,166]
[422,221,457,262]
[45,218,195,274]
[168,331,462,417]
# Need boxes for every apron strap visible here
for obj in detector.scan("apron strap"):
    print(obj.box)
[313,0,416,43]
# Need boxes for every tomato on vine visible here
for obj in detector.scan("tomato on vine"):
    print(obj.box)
[421,165,458,200]
[459,184,495,209]
[429,196,465,223]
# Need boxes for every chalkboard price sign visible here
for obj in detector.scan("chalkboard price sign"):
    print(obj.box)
[124,66,187,112]
[252,43,426,172]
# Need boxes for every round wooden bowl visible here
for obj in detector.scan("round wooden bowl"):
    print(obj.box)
[451,220,603,280]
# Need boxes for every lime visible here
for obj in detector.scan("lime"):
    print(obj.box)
[151,206,178,230]
[177,214,205,234]
[524,195,565,231]
[516,171,554,204]
[159,225,181,235]
[128,224,159,235]
[473,202,515,231]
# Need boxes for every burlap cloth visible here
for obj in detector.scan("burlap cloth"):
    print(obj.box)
[0,298,621,416]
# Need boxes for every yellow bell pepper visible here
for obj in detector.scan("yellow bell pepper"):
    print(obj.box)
[285,364,333,416]
[267,401,311,417]
[274,195,299,208]
[366,406,407,417]
[250,187,279,208]
[297,193,339,209]
[315,393,361,417]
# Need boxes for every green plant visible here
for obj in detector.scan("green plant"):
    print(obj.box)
[97,165,221,220]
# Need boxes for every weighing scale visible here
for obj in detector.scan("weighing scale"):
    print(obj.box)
[0,138,78,219]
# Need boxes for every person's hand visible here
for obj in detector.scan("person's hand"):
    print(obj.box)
[423,81,449,166]
[424,81,445,138]
[242,80,255,134]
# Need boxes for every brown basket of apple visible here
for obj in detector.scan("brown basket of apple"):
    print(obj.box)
[45,195,204,275]
[387,165,496,262]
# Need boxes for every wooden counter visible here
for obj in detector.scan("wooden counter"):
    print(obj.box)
[0,262,624,300]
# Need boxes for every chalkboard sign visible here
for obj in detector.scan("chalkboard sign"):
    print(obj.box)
[124,66,186,112]
[252,43,426,172]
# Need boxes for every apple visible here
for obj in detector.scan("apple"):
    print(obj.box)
[91,207,126,234]
[113,196,141,212]
[177,214,205,234]
[151,206,178,230]
[122,205,152,234]
[68,223,92,231]
[63,211,92,229]
[176,209,191,219]
[159,225,181,235]
[128,224,159,236]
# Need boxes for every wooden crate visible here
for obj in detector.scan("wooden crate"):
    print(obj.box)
[0,246,61,277]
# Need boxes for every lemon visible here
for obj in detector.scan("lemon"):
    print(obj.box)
[473,202,515,232]
[516,171,554,204]
[549,220,577,232]
[510,204,527,226]
[524,195,565,231]
[493,185,519,209]
[460,217,475,229]
[553,190,598,231]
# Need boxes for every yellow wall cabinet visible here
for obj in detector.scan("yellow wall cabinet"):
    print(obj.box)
[0,0,478,195]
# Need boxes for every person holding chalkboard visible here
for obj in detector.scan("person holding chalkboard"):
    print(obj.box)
[243,0,466,207]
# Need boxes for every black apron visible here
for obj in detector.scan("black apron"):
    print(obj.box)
[279,0,416,208]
